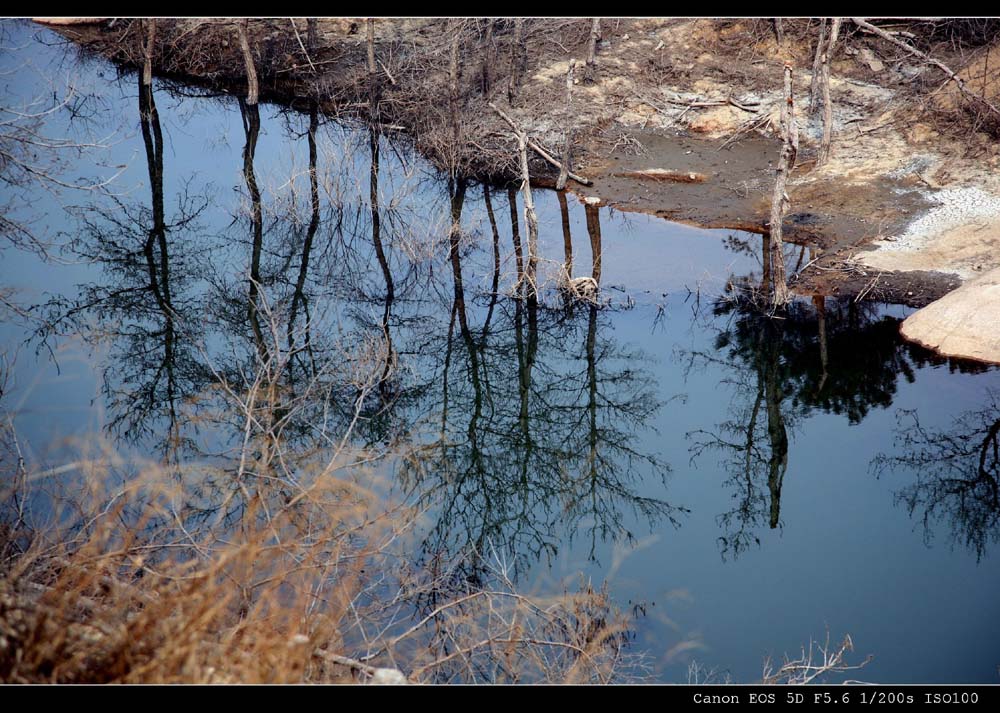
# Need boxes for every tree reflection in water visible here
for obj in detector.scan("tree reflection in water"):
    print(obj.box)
[690,289,993,558]
[35,73,210,457]
[27,76,681,583]
[398,186,682,584]
[874,391,1000,561]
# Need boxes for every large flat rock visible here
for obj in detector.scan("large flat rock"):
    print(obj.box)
[901,267,1000,364]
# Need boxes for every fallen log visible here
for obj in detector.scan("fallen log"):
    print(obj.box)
[32,18,108,25]
[615,168,708,184]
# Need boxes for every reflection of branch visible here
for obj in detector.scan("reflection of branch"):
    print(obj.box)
[874,394,1000,560]
[405,291,680,574]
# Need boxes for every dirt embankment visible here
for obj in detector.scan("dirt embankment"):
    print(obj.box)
[39,17,1000,363]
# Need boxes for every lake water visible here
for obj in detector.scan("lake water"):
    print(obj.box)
[2,22,999,683]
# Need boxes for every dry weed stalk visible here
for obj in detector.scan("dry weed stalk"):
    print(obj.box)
[762,631,871,685]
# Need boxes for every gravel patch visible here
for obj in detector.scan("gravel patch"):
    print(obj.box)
[875,187,1000,252]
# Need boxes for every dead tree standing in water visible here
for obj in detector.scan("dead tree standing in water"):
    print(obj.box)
[517,129,540,297]
[768,64,798,309]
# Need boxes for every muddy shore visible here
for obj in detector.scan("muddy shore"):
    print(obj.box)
[36,17,1000,362]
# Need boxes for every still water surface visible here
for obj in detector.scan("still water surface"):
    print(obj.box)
[2,23,999,683]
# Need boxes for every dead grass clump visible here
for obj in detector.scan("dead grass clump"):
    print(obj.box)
[0,400,642,684]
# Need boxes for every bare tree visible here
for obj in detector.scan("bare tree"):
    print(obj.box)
[507,19,526,104]
[236,19,259,106]
[762,632,870,684]
[142,19,156,88]
[556,59,577,191]
[808,18,828,115]
[768,64,798,308]
[771,18,784,46]
[586,18,601,68]
[480,19,495,95]
[816,18,842,168]
[516,130,540,296]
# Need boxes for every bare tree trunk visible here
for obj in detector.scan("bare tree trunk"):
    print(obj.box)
[367,19,378,120]
[236,19,258,106]
[586,18,600,67]
[516,130,539,297]
[769,64,798,308]
[772,18,784,46]
[307,18,318,50]
[508,19,525,104]
[556,59,576,191]
[808,18,827,115]
[481,19,494,94]
[449,21,462,168]
[367,19,376,78]
[142,19,156,88]
[817,18,841,168]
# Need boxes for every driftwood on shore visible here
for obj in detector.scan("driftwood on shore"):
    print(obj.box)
[615,169,708,184]
[32,17,109,25]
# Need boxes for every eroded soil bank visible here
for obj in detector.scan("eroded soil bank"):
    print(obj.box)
[39,17,1000,361]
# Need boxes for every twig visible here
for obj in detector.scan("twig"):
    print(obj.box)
[852,17,1000,121]
[289,18,317,74]
[488,101,593,186]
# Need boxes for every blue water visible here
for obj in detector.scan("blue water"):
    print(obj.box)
[1,21,999,683]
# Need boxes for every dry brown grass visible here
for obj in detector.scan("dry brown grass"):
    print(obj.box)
[0,439,643,684]
[0,330,643,685]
